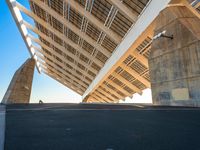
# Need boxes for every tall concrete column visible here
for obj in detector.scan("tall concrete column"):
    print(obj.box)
[2,58,35,104]
[149,5,200,106]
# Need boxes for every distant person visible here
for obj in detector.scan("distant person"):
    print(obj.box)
[39,100,43,104]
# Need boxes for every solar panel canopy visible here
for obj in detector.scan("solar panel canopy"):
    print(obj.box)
[8,0,199,103]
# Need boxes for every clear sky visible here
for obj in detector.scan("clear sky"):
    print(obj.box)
[0,0,152,104]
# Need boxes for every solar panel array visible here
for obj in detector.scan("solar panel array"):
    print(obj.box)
[22,0,151,100]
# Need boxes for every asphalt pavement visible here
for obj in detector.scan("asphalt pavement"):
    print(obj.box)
[4,103,200,150]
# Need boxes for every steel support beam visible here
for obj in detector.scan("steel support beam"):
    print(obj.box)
[97,87,117,101]
[109,0,138,22]
[112,72,142,94]
[105,78,133,97]
[42,70,83,95]
[30,36,94,80]
[65,0,121,43]
[120,63,150,88]
[6,0,41,72]
[39,57,88,89]
[100,84,125,100]
[83,0,171,100]
[94,91,113,103]
[18,1,110,57]
[131,51,149,68]
[35,46,91,87]
[24,21,99,75]
[23,20,104,68]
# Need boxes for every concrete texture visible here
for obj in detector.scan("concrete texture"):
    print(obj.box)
[2,58,35,104]
[149,5,200,106]
[4,104,200,150]
[0,105,5,150]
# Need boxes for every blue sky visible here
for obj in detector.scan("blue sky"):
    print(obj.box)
[0,0,152,103]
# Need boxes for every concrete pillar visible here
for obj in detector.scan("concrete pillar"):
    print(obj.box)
[149,5,200,107]
[2,58,35,104]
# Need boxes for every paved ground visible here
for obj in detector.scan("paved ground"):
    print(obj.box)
[4,104,200,150]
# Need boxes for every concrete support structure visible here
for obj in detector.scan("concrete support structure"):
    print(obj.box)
[149,5,200,106]
[2,58,35,104]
